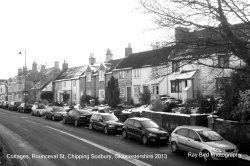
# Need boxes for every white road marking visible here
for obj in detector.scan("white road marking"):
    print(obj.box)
[46,126,152,166]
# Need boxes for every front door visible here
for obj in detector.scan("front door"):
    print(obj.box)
[126,87,131,102]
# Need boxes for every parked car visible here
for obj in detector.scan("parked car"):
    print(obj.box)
[63,109,93,126]
[122,117,169,145]
[169,126,238,162]
[31,103,49,116]
[8,101,22,111]
[44,106,67,121]
[89,113,123,134]
[17,103,33,113]
[0,101,8,109]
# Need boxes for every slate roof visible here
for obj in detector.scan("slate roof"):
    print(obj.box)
[116,47,174,69]
[35,67,59,90]
[105,58,124,72]
[56,66,88,80]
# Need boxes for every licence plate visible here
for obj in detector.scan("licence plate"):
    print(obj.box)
[160,137,167,139]
[117,128,122,130]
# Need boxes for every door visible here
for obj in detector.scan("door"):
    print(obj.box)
[133,121,143,139]
[126,87,131,102]
[177,128,190,151]
[186,130,202,154]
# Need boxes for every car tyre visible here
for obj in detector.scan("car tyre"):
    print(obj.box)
[202,150,211,162]
[74,120,79,127]
[63,118,67,124]
[89,123,93,130]
[52,116,55,121]
[37,112,40,117]
[104,127,109,135]
[171,142,179,153]
[45,114,48,119]
[142,135,148,145]
[122,130,127,139]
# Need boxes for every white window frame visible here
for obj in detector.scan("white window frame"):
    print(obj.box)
[134,69,141,78]
[99,89,105,100]
[99,70,105,81]
[152,85,159,95]
[119,86,125,97]
[118,71,125,79]
[134,85,141,96]
[87,73,91,82]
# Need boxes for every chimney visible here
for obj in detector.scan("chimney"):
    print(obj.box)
[106,48,113,62]
[41,65,46,72]
[175,27,190,42]
[125,43,132,58]
[54,61,59,69]
[62,60,68,71]
[18,68,23,76]
[32,61,37,71]
[89,53,96,65]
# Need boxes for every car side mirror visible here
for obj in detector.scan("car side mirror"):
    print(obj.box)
[99,119,103,122]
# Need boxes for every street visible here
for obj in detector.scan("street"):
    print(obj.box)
[0,109,248,166]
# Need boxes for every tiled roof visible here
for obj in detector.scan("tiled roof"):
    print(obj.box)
[56,66,87,80]
[105,58,124,72]
[35,67,59,90]
[116,47,173,69]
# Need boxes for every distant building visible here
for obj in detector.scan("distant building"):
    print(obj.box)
[0,79,7,101]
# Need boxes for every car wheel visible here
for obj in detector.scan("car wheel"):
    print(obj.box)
[52,116,55,121]
[45,114,48,119]
[104,127,109,135]
[171,142,179,153]
[202,150,211,162]
[74,120,79,127]
[142,135,148,145]
[31,112,34,116]
[89,123,93,130]
[37,112,40,117]
[122,130,127,139]
[63,118,67,124]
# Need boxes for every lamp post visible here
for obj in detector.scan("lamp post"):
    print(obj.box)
[18,50,27,105]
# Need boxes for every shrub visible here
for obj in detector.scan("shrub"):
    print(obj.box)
[80,94,92,106]
[150,99,164,112]
[139,88,151,105]
[40,91,54,102]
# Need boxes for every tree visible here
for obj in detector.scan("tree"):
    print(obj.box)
[139,0,250,74]
[40,91,54,102]
[105,76,120,108]
[139,88,151,105]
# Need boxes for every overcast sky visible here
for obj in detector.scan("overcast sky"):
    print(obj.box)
[0,0,169,79]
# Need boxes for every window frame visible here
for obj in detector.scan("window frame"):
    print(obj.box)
[171,80,182,93]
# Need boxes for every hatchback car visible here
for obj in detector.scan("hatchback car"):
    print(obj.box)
[8,101,22,111]
[31,103,49,117]
[89,113,123,134]
[122,117,169,145]
[17,103,33,113]
[44,106,67,121]
[63,109,93,126]
[169,126,238,162]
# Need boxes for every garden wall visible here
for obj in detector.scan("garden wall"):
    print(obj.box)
[207,116,250,153]
[142,111,208,132]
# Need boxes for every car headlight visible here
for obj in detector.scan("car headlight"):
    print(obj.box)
[108,125,115,128]
[148,133,157,137]
[211,147,223,153]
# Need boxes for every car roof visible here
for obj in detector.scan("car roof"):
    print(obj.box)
[128,117,151,121]
[175,125,211,131]
[93,113,114,116]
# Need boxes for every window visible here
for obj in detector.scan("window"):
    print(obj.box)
[216,77,230,90]
[118,71,125,79]
[179,128,189,137]
[99,70,105,81]
[127,119,135,126]
[119,86,125,96]
[171,80,182,93]
[134,121,141,128]
[134,85,140,96]
[73,80,76,87]
[134,69,141,78]
[87,73,91,82]
[99,89,105,100]
[63,81,66,87]
[172,61,180,72]
[218,55,229,68]
[143,85,149,92]
[152,85,159,95]
[188,130,199,140]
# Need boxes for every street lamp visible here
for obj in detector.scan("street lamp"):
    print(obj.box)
[18,50,27,105]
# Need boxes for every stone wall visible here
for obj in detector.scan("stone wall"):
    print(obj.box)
[207,116,250,153]
[142,111,208,132]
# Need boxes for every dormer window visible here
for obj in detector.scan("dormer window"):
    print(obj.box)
[172,61,180,72]
[99,70,105,81]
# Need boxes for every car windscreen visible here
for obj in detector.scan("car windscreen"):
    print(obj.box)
[102,114,118,121]
[38,105,46,109]
[140,120,159,129]
[52,107,66,112]
[197,130,223,142]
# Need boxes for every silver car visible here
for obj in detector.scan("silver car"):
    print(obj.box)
[169,126,238,162]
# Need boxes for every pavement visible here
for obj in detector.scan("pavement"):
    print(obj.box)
[0,108,249,166]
